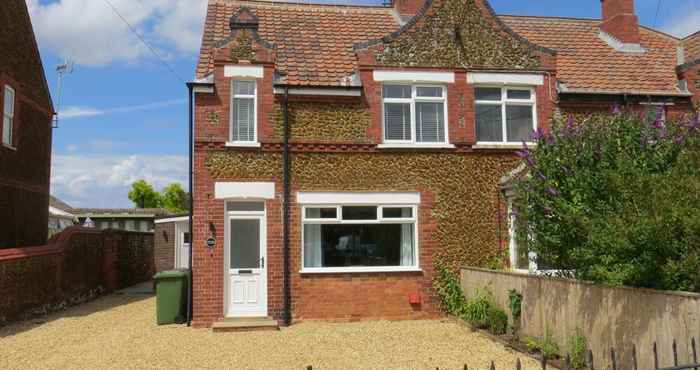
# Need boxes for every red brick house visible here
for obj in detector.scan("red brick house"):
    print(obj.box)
[189,0,699,327]
[0,0,54,248]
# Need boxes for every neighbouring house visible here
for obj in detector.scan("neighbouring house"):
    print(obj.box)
[189,0,700,327]
[48,195,77,237]
[73,208,171,233]
[154,215,191,272]
[0,0,54,248]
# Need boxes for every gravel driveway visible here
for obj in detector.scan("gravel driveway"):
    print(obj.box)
[0,294,539,370]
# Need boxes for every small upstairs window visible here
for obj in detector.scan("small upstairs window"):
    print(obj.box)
[475,87,536,144]
[230,80,257,144]
[3,85,15,147]
[382,84,447,144]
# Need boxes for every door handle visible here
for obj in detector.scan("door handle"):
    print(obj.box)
[259,256,265,268]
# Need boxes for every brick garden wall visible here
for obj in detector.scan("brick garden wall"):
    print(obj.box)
[154,222,176,272]
[0,226,154,325]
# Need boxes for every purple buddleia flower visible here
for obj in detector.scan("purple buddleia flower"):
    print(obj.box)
[537,172,547,181]
[565,114,575,131]
[674,134,685,145]
[532,127,545,141]
[515,150,529,159]
[612,103,622,115]
[547,187,559,196]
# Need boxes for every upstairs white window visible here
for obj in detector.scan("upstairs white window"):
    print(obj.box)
[475,87,536,144]
[382,85,447,144]
[3,85,15,146]
[230,80,257,143]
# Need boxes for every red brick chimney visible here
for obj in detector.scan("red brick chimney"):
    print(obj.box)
[600,0,640,44]
[391,0,424,18]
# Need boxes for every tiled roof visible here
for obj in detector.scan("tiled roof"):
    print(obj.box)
[500,15,684,95]
[197,0,398,85]
[684,31,700,62]
[49,195,73,213]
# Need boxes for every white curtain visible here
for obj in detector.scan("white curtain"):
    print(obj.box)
[400,208,414,266]
[304,225,323,267]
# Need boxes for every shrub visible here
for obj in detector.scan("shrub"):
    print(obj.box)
[507,289,523,333]
[524,327,560,359]
[486,305,508,335]
[569,327,588,369]
[512,110,700,291]
[464,290,491,328]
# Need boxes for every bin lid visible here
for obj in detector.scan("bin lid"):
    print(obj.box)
[154,270,188,279]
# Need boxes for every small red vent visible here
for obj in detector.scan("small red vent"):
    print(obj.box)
[408,292,421,304]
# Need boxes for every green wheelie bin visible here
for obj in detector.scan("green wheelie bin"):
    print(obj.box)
[153,269,189,325]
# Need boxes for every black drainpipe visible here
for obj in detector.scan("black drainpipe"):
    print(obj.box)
[282,85,292,326]
[186,82,195,326]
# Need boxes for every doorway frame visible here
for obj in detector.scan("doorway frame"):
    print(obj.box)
[223,202,268,318]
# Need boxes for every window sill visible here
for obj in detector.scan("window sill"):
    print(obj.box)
[225,142,261,148]
[2,143,16,151]
[377,143,455,149]
[300,267,422,274]
[472,142,536,150]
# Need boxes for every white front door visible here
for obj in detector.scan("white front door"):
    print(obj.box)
[226,211,267,317]
[175,221,190,269]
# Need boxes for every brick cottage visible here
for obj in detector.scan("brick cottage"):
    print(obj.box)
[189,0,700,327]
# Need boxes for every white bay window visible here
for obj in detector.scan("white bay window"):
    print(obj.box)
[382,84,447,144]
[301,204,419,273]
[230,80,257,144]
[3,85,15,147]
[475,87,536,144]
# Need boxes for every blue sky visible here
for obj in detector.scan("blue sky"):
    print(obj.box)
[30,0,699,208]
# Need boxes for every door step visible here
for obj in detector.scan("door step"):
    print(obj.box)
[212,316,279,333]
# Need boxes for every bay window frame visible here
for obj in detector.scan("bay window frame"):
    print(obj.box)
[228,79,258,146]
[381,83,449,145]
[3,85,16,148]
[300,204,420,273]
[475,85,537,145]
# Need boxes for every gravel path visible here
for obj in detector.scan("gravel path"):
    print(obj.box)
[0,294,539,370]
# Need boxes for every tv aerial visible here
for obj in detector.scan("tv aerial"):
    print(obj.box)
[53,59,74,129]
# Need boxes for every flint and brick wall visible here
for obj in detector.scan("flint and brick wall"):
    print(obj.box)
[0,227,154,325]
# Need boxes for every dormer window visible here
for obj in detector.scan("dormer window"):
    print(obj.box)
[229,80,257,144]
[382,84,447,144]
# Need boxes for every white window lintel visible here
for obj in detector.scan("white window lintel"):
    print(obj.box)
[467,72,544,86]
[297,192,421,205]
[215,182,275,200]
[374,70,455,83]
[224,65,264,78]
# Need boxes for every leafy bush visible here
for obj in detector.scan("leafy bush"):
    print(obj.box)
[524,327,560,359]
[464,290,491,328]
[569,327,588,370]
[507,289,523,335]
[486,305,508,335]
[512,110,700,291]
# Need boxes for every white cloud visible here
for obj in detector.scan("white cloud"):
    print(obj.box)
[60,98,186,119]
[51,154,188,208]
[27,0,207,66]
[661,7,700,38]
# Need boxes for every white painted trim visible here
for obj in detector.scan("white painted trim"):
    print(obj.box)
[297,192,420,205]
[225,141,261,148]
[273,87,362,96]
[300,267,423,274]
[215,182,275,200]
[373,70,455,83]
[155,216,190,224]
[193,85,214,94]
[224,65,264,78]
[467,72,544,86]
[377,143,455,149]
